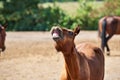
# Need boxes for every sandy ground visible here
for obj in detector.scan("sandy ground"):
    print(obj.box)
[0,31,120,80]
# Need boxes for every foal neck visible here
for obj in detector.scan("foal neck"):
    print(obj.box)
[63,48,81,79]
[63,48,90,80]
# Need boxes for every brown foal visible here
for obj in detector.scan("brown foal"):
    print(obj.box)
[51,25,104,80]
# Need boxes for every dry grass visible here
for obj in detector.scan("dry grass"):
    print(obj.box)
[0,31,120,80]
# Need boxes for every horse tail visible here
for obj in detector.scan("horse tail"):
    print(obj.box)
[101,18,107,52]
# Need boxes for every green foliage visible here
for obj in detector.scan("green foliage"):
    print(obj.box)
[0,0,74,31]
[74,0,120,30]
[92,0,120,17]
[0,0,120,31]
[39,0,78,3]
[75,0,97,30]
[0,0,40,31]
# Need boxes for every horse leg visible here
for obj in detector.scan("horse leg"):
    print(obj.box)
[101,37,106,53]
[105,34,113,56]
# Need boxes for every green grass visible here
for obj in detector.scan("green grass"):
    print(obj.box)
[87,1,104,9]
[39,2,79,17]
[40,1,104,17]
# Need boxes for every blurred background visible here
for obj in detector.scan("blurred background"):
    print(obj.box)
[0,0,120,80]
[0,0,120,31]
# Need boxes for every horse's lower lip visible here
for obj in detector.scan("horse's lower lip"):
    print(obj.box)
[52,32,61,41]
[53,37,60,41]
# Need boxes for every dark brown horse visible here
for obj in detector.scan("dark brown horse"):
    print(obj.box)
[51,25,104,80]
[98,16,120,55]
[0,24,7,55]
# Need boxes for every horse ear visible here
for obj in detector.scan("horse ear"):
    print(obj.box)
[74,25,80,36]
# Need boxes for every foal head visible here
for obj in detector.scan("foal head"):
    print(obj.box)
[0,24,7,52]
[51,25,80,54]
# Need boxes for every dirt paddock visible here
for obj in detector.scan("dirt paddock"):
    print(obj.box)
[0,31,120,80]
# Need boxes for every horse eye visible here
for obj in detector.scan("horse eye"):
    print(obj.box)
[68,31,73,35]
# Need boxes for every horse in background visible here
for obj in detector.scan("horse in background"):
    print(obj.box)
[0,24,7,55]
[98,16,120,55]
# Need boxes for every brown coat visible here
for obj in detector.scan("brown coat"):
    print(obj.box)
[51,26,104,80]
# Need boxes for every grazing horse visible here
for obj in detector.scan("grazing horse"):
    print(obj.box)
[98,16,120,55]
[0,24,7,54]
[51,25,104,80]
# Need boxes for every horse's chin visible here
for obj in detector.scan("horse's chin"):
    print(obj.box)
[53,37,62,42]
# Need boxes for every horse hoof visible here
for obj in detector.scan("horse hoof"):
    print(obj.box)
[107,52,110,56]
